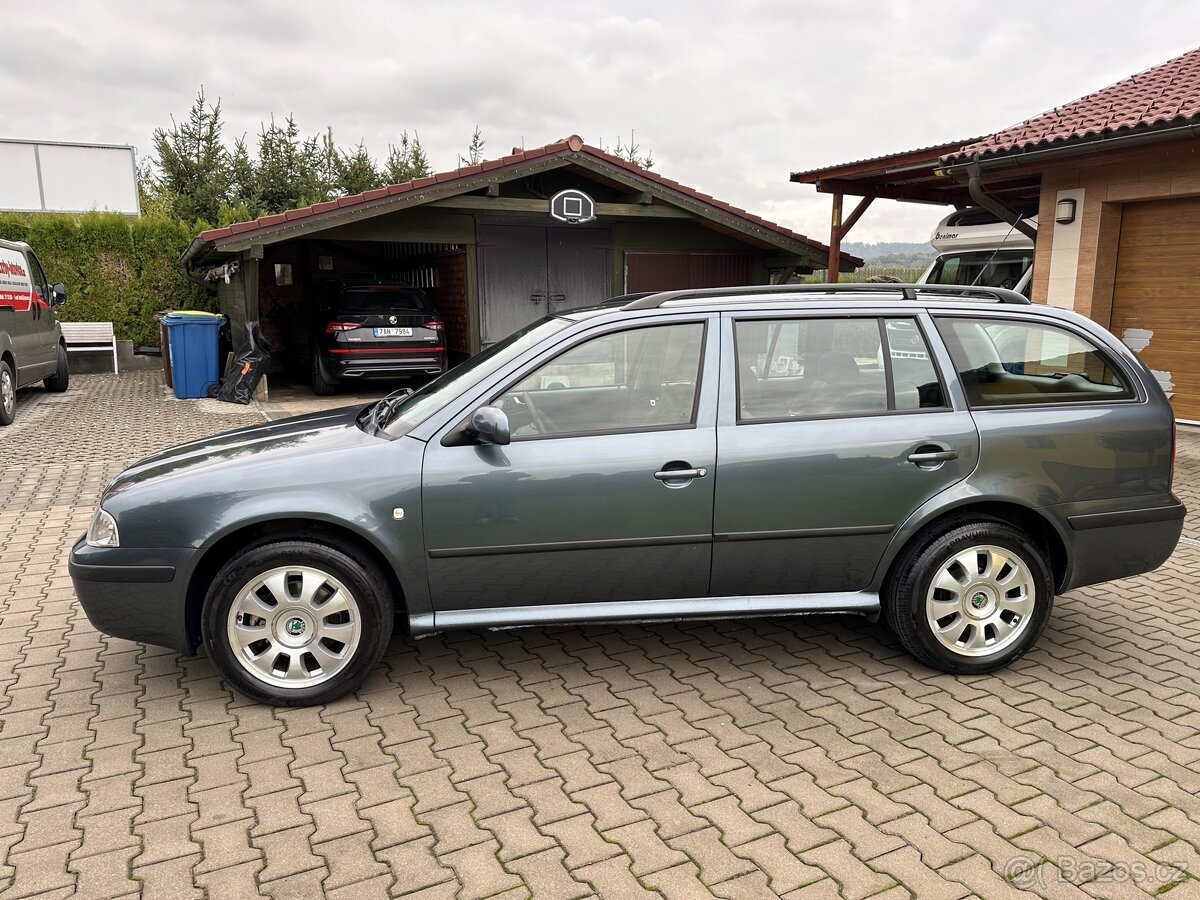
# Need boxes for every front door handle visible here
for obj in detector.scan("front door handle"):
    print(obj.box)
[654,467,708,482]
[530,292,546,304]
[549,293,567,304]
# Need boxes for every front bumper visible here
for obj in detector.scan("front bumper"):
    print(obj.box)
[69,536,197,653]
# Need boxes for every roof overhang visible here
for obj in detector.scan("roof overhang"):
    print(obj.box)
[790,137,1040,208]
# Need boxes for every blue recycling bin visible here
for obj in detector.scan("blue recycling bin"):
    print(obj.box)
[164,311,225,399]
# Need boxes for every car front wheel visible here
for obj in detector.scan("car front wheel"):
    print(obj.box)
[44,343,69,393]
[0,360,15,426]
[202,539,393,705]
[885,521,1053,674]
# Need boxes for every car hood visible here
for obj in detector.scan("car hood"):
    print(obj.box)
[106,405,376,495]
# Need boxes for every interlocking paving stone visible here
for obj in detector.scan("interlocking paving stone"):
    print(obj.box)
[2,373,1200,897]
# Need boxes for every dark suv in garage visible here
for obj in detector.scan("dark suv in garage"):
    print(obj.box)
[310,280,448,395]
[71,283,1185,705]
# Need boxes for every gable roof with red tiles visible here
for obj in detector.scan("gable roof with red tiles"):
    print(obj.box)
[947,46,1200,162]
[195,135,856,267]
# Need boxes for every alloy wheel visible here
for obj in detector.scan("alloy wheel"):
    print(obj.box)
[226,565,362,689]
[924,544,1035,657]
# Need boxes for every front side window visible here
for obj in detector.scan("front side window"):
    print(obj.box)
[495,322,705,438]
[381,317,570,436]
[936,317,1134,407]
[26,253,48,300]
[735,317,946,421]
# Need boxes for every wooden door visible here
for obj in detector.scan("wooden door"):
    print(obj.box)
[547,227,610,314]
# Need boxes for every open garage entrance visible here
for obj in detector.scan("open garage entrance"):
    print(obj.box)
[257,239,470,375]
[182,135,856,395]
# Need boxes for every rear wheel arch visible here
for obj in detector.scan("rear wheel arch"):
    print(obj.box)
[882,500,1068,598]
[184,517,407,653]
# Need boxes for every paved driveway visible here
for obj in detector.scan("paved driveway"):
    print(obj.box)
[2,371,1199,899]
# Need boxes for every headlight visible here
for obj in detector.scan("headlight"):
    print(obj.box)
[86,508,120,548]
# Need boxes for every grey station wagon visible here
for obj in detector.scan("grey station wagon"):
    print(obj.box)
[69,284,1186,705]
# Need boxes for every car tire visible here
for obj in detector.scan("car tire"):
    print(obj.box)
[311,352,338,396]
[0,359,15,426]
[202,539,393,705]
[885,521,1053,674]
[43,343,69,393]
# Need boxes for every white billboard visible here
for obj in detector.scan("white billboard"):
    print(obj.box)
[0,139,140,215]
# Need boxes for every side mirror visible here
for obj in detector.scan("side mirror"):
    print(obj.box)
[50,283,67,306]
[466,406,510,446]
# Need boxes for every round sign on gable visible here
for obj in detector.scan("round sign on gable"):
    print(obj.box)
[550,189,597,224]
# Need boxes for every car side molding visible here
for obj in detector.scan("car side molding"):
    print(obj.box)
[411,591,880,634]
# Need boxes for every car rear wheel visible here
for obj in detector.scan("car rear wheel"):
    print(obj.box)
[44,343,69,393]
[885,521,1053,674]
[202,539,392,705]
[311,352,338,396]
[0,360,15,426]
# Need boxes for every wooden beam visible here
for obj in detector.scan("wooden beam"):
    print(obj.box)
[484,183,500,197]
[428,195,692,218]
[840,196,874,239]
[827,193,843,283]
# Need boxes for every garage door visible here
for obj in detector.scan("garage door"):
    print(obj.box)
[625,252,751,293]
[1111,197,1200,421]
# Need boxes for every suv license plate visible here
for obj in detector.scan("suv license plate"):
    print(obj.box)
[373,327,412,337]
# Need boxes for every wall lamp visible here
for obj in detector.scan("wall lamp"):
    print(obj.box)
[1055,198,1077,225]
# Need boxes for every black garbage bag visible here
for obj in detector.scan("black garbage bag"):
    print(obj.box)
[215,322,273,405]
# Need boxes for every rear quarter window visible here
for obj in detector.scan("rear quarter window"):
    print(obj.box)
[935,317,1135,407]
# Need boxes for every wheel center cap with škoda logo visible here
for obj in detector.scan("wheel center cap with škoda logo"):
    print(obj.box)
[971,592,988,610]
[285,617,306,636]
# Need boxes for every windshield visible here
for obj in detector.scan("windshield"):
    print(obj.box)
[379,317,571,436]
[338,286,432,315]
[925,250,1033,290]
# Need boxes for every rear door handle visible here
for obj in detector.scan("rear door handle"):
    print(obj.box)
[653,467,707,481]
[907,449,959,465]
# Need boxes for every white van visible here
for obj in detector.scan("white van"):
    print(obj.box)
[0,239,69,425]
[918,208,1036,297]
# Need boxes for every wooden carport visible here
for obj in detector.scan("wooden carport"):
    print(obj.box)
[790,138,1042,280]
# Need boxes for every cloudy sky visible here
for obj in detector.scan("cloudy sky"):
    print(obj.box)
[5,2,1198,243]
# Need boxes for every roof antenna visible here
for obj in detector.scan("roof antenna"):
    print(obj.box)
[969,216,1020,288]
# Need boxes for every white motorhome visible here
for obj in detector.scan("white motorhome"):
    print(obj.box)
[919,208,1036,297]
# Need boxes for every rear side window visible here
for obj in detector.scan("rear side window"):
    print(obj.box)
[734,317,945,421]
[935,317,1134,407]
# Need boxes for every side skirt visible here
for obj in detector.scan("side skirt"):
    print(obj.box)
[408,592,880,636]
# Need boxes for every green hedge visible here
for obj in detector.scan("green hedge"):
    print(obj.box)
[0,212,213,347]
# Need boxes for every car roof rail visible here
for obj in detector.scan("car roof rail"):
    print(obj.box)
[620,283,1032,310]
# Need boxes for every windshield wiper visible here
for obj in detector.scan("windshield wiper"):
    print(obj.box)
[366,387,413,434]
